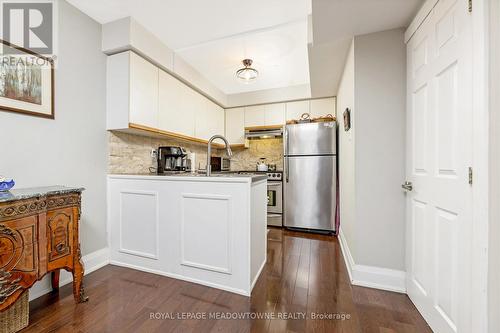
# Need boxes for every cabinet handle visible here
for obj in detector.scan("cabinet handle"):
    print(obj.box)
[0,225,16,238]
[55,243,66,253]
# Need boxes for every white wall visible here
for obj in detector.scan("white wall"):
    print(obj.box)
[337,40,357,259]
[0,0,107,259]
[338,29,406,274]
[354,29,406,270]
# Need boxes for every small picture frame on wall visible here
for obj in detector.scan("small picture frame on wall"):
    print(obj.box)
[343,108,351,131]
[0,39,55,119]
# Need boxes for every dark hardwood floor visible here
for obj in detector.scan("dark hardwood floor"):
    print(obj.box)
[24,228,432,333]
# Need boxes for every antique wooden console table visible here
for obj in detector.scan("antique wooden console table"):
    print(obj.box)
[0,186,88,311]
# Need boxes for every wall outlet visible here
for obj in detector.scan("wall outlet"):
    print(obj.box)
[151,149,157,159]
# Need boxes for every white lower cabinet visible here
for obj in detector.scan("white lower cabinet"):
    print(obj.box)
[108,175,267,296]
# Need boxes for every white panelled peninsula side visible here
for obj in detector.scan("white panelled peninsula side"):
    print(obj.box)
[107,174,267,296]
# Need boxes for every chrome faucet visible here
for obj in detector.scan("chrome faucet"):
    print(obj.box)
[207,135,233,176]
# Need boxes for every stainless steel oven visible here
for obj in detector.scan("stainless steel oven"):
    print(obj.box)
[238,171,283,227]
[267,173,283,227]
[267,181,282,214]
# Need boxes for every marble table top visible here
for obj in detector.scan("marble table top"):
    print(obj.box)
[0,186,84,203]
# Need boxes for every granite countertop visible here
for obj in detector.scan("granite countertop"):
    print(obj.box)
[0,186,85,203]
[108,173,268,183]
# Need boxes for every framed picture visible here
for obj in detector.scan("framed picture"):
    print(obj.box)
[0,39,54,119]
[343,108,351,131]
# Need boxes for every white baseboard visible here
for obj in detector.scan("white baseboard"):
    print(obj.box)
[250,259,266,292]
[109,260,250,297]
[338,230,406,293]
[29,247,110,301]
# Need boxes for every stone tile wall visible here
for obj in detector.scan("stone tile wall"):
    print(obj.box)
[108,132,283,174]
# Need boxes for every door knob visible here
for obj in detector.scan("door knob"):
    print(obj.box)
[402,181,413,192]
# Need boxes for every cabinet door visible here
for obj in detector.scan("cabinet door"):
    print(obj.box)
[225,108,245,144]
[129,52,159,129]
[286,100,310,121]
[158,70,195,137]
[195,96,212,141]
[213,104,225,137]
[265,103,285,126]
[46,207,75,270]
[0,216,39,284]
[244,105,266,127]
[310,98,336,118]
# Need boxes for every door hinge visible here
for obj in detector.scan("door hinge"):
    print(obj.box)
[468,167,473,185]
[468,0,472,12]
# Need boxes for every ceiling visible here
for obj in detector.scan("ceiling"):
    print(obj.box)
[309,0,423,96]
[67,0,422,98]
[176,19,310,94]
[66,0,312,95]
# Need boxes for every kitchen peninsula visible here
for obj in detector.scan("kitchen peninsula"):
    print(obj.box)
[107,173,267,296]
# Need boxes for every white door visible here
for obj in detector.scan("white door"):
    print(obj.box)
[406,1,472,333]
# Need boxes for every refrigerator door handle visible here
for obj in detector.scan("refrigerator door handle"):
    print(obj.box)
[285,157,289,183]
[284,127,289,182]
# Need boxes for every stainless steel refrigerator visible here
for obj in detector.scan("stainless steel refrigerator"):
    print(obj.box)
[283,121,337,232]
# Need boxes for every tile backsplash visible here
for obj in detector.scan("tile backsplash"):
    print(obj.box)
[108,131,283,174]
[230,138,283,171]
[108,131,222,174]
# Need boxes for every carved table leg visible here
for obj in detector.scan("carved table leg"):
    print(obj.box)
[72,245,88,303]
[51,270,60,291]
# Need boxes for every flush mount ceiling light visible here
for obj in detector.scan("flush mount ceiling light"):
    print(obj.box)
[236,59,258,83]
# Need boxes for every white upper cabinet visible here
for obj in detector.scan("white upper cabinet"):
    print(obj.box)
[244,105,266,127]
[265,103,285,126]
[196,98,225,141]
[285,100,310,121]
[225,108,245,144]
[107,51,225,142]
[129,52,159,129]
[158,70,195,137]
[310,98,336,118]
[107,51,159,130]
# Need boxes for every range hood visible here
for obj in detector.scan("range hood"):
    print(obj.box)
[245,127,283,139]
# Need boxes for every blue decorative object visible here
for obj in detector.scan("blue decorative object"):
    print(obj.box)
[0,179,15,192]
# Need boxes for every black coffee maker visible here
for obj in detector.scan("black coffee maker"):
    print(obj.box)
[157,146,188,174]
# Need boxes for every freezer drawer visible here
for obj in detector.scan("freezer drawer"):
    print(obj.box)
[284,155,336,231]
